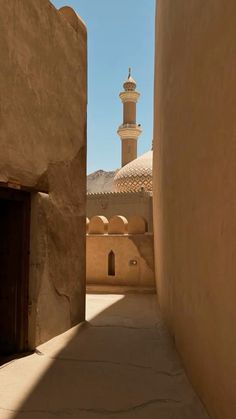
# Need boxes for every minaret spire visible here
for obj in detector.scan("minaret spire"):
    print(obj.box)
[117,70,142,167]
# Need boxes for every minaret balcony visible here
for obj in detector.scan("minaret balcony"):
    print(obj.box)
[119,90,140,103]
[117,124,142,140]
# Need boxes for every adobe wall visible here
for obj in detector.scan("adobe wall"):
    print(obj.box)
[87,234,155,289]
[153,1,236,418]
[0,1,87,346]
[87,191,153,231]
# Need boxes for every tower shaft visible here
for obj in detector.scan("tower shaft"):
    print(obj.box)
[117,70,142,167]
[121,139,137,167]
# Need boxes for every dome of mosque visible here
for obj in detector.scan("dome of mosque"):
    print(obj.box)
[114,150,153,193]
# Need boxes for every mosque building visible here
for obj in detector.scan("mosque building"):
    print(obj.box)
[86,71,155,292]
[87,69,153,232]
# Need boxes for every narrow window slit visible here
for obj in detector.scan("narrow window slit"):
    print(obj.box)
[108,250,115,276]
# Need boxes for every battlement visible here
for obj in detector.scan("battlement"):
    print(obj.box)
[87,190,153,199]
[87,215,151,235]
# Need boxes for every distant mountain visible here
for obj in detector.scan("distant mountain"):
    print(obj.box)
[87,169,118,194]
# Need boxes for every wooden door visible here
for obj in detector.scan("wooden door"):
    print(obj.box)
[0,189,30,356]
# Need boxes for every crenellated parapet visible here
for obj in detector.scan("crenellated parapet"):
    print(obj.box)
[87,189,153,232]
[87,190,152,198]
[86,214,155,290]
[87,215,149,235]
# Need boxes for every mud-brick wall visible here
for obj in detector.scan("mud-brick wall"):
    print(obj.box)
[0,1,87,346]
[87,234,155,288]
[87,191,153,232]
[153,1,236,418]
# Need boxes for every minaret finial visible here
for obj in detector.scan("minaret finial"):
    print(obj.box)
[128,67,131,78]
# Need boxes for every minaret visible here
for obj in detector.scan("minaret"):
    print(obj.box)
[117,69,142,167]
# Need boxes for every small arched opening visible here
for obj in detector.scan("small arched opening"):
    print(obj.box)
[108,250,115,276]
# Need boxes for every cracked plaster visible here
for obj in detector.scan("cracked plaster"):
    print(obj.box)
[0,0,87,347]
[0,294,209,419]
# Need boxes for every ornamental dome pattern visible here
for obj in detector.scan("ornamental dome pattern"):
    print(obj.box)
[114,151,153,193]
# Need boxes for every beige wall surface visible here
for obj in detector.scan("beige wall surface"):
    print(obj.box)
[0,1,87,346]
[121,139,137,167]
[123,102,136,124]
[153,1,236,418]
[86,234,155,288]
[87,191,153,231]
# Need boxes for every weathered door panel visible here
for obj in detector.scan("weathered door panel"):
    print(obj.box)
[0,189,30,356]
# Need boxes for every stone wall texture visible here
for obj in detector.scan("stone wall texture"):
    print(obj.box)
[0,1,87,347]
[153,2,236,418]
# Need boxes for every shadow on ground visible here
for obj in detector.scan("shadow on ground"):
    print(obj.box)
[0,294,209,419]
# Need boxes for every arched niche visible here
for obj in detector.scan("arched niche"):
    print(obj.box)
[108,250,115,276]
[88,216,108,235]
[108,215,128,234]
[128,215,148,234]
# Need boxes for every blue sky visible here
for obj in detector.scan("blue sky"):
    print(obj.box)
[51,0,155,173]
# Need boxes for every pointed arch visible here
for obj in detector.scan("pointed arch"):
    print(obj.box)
[108,250,115,276]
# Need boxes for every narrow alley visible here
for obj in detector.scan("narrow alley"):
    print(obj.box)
[0,294,209,419]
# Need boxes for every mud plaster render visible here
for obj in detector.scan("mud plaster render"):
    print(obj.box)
[87,191,153,232]
[86,234,155,288]
[153,1,236,418]
[0,0,87,347]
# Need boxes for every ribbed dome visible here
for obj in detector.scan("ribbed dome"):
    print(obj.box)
[114,151,153,193]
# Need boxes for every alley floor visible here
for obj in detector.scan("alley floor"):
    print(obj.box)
[0,294,209,419]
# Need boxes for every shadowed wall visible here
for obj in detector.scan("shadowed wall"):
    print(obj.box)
[0,0,87,347]
[153,1,236,418]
